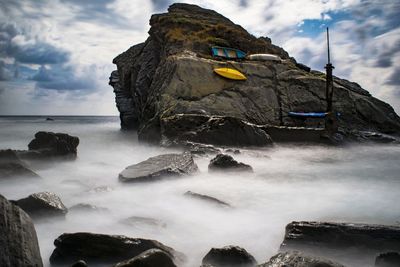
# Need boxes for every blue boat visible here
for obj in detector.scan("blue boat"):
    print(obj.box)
[288,111,328,118]
[211,46,246,59]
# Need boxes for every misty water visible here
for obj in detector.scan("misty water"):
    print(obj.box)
[1,116,400,267]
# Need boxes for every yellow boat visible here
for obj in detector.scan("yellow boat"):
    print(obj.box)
[214,67,247,80]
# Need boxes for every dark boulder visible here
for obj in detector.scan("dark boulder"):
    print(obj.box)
[258,251,346,267]
[113,248,177,267]
[70,260,88,267]
[25,131,79,159]
[0,194,43,267]
[13,192,68,219]
[120,216,167,228]
[159,114,273,147]
[280,221,400,264]
[0,149,40,179]
[49,232,184,266]
[375,252,400,267]
[208,154,253,172]
[202,246,257,267]
[184,191,231,207]
[119,152,198,182]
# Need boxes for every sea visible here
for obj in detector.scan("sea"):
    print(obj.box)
[0,116,399,266]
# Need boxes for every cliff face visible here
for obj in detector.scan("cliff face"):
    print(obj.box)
[109,3,400,144]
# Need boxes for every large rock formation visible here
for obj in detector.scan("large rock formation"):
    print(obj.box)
[258,251,346,267]
[109,3,400,145]
[280,221,400,266]
[0,194,43,267]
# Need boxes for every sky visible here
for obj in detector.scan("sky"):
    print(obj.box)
[0,0,399,115]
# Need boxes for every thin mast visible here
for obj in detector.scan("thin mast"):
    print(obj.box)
[325,27,334,112]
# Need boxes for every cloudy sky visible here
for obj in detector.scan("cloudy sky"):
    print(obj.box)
[0,0,399,115]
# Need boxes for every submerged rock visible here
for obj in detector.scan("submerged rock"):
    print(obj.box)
[258,251,346,267]
[110,3,400,144]
[280,221,400,264]
[0,149,40,179]
[13,191,68,219]
[0,194,43,267]
[113,248,177,267]
[119,152,198,182]
[120,216,167,228]
[202,246,257,267]
[69,203,108,213]
[208,154,253,172]
[184,191,231,207]
[375,252,400,267]
[49,232,183,266]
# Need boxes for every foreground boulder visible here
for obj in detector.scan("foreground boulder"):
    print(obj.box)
[258,251,345,267]
[13,192,68,219]
[110,3,400,144]
[18,131,79,159]
[202,246,257,267]
[0,194,43,267]
[119,152,198,182]
[184,191,231,207]
[49,232,183,266]
[113,249,177,267]
[0,149,40,179]
[280,221,400,265]
[375,252,400,267]
[208,154,253,172]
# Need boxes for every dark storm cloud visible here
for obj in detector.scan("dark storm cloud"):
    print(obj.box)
[0,22,70,65]
[386,67,400,86]
[374,40,400,68]
[31,65,95,91]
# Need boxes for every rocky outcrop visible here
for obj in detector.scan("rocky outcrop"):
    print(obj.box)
[119,152,198,182]
[0,194,43,267]
[110,3,400,145]
[0,149,40,179]
[13,192,68,219]
[280,221,400,265]
[208,154,253,172]
[113,249,177,267]
[184,191,231,207]
[49,232,183,266]
[202,246,257,267]
[258,251,346,267]
[375,252,400,267]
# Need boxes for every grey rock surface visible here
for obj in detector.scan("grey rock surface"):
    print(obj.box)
[14,191,68,219]
[208,154,253,172]
[113,248,177,267]
[184,191,231,207]
[0,194,43,267]
[119,152,198,182]
[202,245,257,267]
[258,251,346,267]
[0,149,40,179]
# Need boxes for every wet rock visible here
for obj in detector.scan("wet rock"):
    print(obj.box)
[46,117,55,121]
[280,221,400,264]
[202,246,257,267]
[0,149,40,179]
[119,152,198,182]
[69,203,108,213]
[22,131,79,159]
[0,194,43,267]
[258,251,345,267]
[208,154,253,172]
[49,232,184,266]
[13,192,68,219]
[184,191,231,207]
[159,114,273,147]
[183,142,221,156]
[351,130,399,143]
[120,216,167,228]
[113,248,177,267]
[86,185,114,193]
[375,252,400,267]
